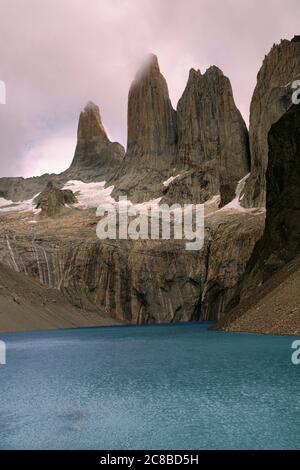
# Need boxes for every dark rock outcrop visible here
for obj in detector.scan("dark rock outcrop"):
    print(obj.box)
[34,181,77,217]
[216,104,300,333]
[245,103,300,281]
[244,38,300,207]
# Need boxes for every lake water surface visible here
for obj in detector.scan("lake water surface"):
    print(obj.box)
[0,323,299,449]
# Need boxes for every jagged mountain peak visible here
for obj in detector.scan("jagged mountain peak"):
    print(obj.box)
[187,68,202,82]
[186,65,226,87]
[292,35,300,43]
[143,53,159,70]
[126,53,176,158]
[176,60,249,204]
[204,65,224,77]
[84,100,99,111]
[68,101,124,177]
[134,53,160,81]
[77,101,108,141]
[109,53,177,200]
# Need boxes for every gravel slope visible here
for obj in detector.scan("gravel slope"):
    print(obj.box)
[216,256,300,336]
[0,262,122,333]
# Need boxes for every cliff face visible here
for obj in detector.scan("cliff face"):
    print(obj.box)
[245,103,300,282]
[0,207,264,324]
[155,66,250,206]
[177,67,249,186]
[217,104,300,334]
[244,37,300,207]
[68,102,125,180]
[127,54,177,165]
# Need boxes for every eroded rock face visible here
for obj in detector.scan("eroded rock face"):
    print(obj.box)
[127,55,177,163]
[161,167,220,205]
[34,181,77,217]
[244,37,300,207]
[112,55,177,201]
[0,206,264,323]
[68,101,125,180]
[160,67,250,207]
[177,67,249,186]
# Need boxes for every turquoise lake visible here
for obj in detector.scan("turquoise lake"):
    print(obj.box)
[0,323,299,449]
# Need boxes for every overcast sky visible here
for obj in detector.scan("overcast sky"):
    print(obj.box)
[0,0,299,178]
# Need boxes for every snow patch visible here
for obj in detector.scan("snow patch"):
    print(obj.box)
[0,194,41,213]
[62,180,163,212]
[62,180,115,209]
[162,174,180,187]
[0,197,13,208]
[220,173,251,212]
[0,179,163,215]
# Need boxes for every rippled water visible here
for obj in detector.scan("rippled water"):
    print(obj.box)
[0,323,299,449]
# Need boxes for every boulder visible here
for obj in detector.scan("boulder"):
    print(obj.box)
[34,181,77,217]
